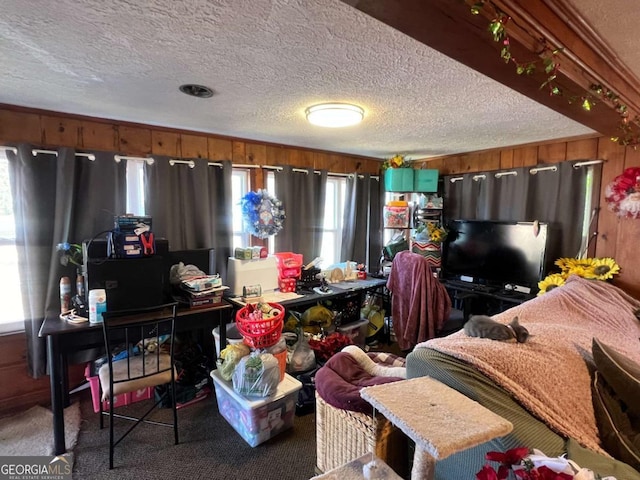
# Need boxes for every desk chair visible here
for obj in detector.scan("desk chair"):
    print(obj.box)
[99,302,179,469]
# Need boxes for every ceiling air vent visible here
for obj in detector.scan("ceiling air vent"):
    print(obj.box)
[179,84,215,98]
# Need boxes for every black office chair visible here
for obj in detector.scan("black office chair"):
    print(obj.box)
[98,302,179,469]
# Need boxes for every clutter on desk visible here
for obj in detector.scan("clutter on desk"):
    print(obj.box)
[108,214,155,258]
[60,309,88,324]
[169,261,227,308]
[234,246,268,260]
[88,288,107,324]
[274,251,303,279]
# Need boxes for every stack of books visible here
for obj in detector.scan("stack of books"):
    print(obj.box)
[177,275,228,308]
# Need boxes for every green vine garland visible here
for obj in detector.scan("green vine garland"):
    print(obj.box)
[468,0,640,146]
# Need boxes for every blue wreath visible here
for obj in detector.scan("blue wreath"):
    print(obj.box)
[240,189,285,239]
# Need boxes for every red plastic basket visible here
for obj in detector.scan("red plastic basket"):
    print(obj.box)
[235,302,285,349]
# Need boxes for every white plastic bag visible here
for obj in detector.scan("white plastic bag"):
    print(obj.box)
[232,351,280,398]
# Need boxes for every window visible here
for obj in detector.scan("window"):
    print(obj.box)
[320,176,346,265]
[0,150,24,334]
[126,159,146,215]
[263,171,347,266]
[266,171,276,255]
[232,169,251,250]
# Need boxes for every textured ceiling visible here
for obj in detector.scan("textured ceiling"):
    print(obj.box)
[2,0,628,160]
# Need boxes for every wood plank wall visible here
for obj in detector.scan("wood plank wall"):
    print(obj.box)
[0,105,381,416]
[414,136,640,298]
[2,106,639,415]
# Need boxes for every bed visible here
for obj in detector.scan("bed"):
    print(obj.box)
[407,275,640,479]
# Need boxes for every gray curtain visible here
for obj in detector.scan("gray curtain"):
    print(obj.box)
[274,166,327,264]
[8,146,126,377]
[144,157,233,280]
[443,161,598,258]
[342,173,383,272]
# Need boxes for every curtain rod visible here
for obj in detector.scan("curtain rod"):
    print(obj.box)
[529,165,558,174]
[31,148,96,160]
[114,155,154,164]
[0,145,17,154]
[573,159,604,168]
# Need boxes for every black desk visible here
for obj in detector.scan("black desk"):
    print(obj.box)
[226,277,387,311]
[38,302,232,455]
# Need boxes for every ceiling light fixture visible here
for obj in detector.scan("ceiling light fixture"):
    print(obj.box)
[305,103,364,128]
[179,84,215,98]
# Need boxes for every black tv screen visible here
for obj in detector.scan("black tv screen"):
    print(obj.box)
[441,220,554,292]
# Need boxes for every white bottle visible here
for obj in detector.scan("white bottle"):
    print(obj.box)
[88,289,107,324]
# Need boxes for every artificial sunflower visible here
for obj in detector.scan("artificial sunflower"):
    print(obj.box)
[539,256,621,295]
[537,273,566,296]
[589,257,621,280]
[565,265,592,279]
[381,153,411,171]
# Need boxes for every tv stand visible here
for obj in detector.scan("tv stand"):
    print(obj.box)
[442,279,534,317]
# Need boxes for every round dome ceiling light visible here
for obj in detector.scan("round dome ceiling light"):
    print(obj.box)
[179,84,215,98]
[305,103,364,128]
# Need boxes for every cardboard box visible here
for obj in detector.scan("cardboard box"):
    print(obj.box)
[211,370,302,447]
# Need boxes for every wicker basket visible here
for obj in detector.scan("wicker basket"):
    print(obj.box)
[315,394,409,477]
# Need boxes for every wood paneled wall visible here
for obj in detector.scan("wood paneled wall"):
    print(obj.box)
[0,105,381,176]
[0,104,381,416]
[2,105,639,415]
[414,135,640,298]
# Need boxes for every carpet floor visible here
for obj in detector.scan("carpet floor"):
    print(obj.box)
[72,387,318,479]
[0,403,81,456]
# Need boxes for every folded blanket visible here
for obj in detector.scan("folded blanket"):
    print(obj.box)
[316,349,406,413]
[416,275,640,455]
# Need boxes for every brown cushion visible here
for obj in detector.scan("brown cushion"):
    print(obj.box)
[592,338,640,416]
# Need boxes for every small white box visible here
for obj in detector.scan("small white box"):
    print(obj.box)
[211,370,302,447]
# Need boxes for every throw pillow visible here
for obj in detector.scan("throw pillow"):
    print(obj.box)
[591,370,640,472]
[592,338,640,416]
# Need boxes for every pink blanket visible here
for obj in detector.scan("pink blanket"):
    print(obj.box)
[387,251,451,350]
[416,275,640,454]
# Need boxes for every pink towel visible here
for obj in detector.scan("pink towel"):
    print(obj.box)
[386,251,451,350]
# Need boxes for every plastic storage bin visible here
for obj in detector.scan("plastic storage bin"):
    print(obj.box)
[85,363,154,413]
[211,369,302,447]
[384,168,414,192]
[274,252,303,278]
[413,169,439,192]
[383,204,410,228]
[336,318,370,348]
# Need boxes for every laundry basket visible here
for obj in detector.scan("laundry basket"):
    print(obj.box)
[236,302,284,349]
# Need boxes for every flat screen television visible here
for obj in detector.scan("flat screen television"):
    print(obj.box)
[441,220,556,293]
